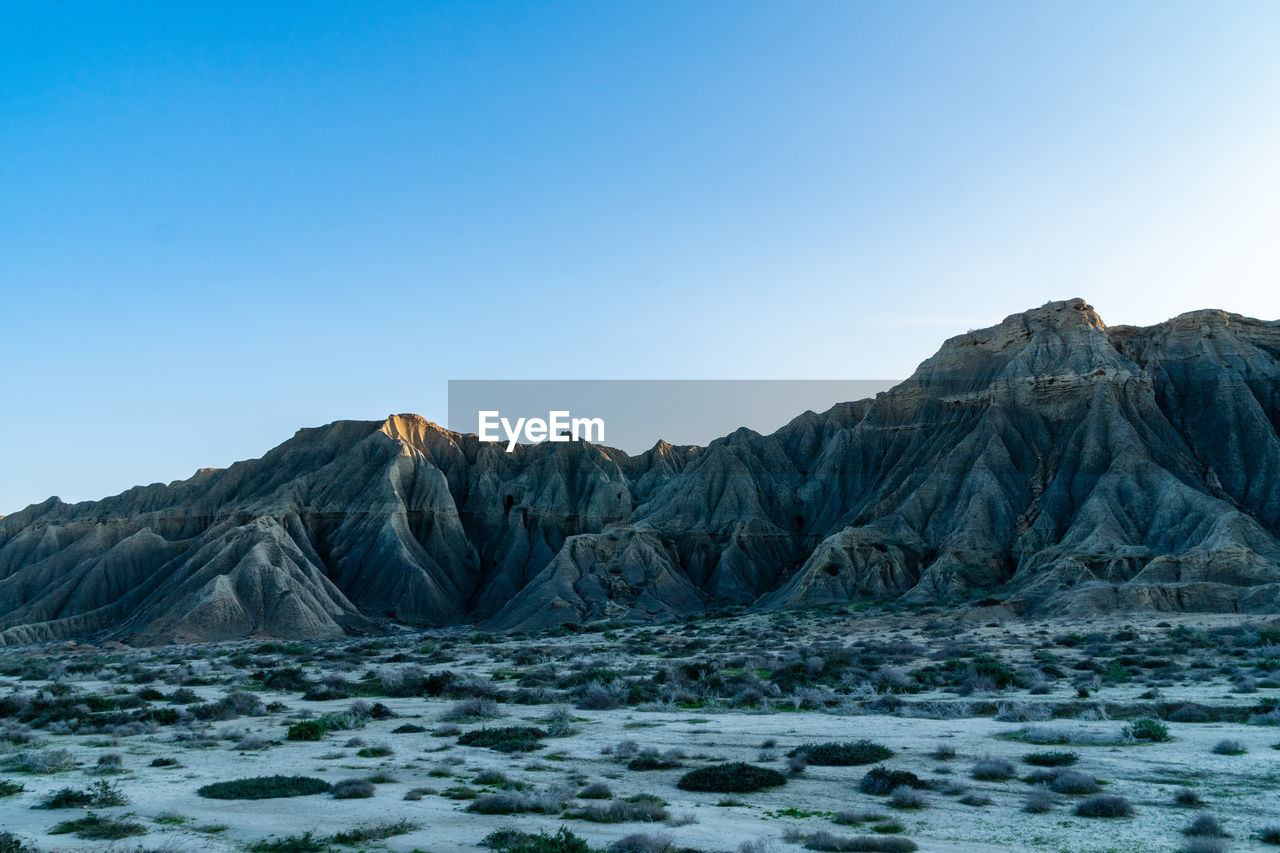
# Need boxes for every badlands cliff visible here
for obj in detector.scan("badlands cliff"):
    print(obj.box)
[2,299,1278,643]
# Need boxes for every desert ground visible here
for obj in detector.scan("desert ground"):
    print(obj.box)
[1,608,1278,853]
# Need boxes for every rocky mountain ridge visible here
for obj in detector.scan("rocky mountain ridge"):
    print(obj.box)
[3,298,1278,643]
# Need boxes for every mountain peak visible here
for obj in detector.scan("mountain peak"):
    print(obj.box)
[906,298,1110,388]
[1016,297,1104,330]
[981,297,1106,348]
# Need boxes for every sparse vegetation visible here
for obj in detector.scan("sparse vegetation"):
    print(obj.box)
[286,720,328,741]
[1046,770,1100,795]
[1023,788,1053,813]
[0,831,36,853]
[678,763,786,793]
[802,831,918,852]
[50,812,147,840]
[887,786,925,810]
[332,778,375,799]
[443,697,503,721]
[330,818,420,844]
[1182,815,1227,838]
[860,767,926,796]
[1173,789,1204,808]
[970,758,1015,781]
[198,775,331,799]
[1074,795,1134,818]
[458,726,547,752]
[4,748,75,773]
[38,779,126,808]
[1126,718,1171,743]
[482,827,593,853]
[248,831,329,853]
[791,741,894,766]
[0,608,1274,853]
[1023,750,1077,767]
[566,793,670,823]
[1210,739,1245,755]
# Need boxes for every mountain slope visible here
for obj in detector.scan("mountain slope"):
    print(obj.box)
[2,299,1278,643]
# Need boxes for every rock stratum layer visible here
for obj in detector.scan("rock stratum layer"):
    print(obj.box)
[3,299,1279,644]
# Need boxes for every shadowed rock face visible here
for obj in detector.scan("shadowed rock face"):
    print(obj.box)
[3,298,1278,643]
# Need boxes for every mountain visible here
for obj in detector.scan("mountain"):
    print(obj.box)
[2,299,1278,644]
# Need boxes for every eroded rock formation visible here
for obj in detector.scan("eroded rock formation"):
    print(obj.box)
[2,299,1278,643]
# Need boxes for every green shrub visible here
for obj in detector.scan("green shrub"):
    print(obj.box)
[1047,770,1100,795]
[6,747,75,773]
[329,819,419,844]
[1182,815,1227,838]
[564,794,668,823]
[803,831,918,852]
[441,785,479,799]
[392,723,427,734]
[39,780,126,809]
[287,712,364,742]
[1127,719,1171,743]
[287,720,328,741]
[859,767,926,796]
[482,828,594,853]
[1103,661,1130,684]
[468,792,547,815]
[198,775,331,800]
[332,778,375,799]
[40,787,93,809]
[50,813,147,840]
[1023,788,1053,814]
[0,780,23,797]
[0,830,37,853]
[970,758,1015,781]
[677,762,786,793]
[1023,751,1077,767]
[792,741,894,766]
[356,745,392,758]
[457,726,547,753]
[627,752,681,771]
[887,787,925,810]
[1211,739,1245,756]
[256,666,310,692]
[1173,789,1204,808]
[248,831,330,853]
[1074,795,1134,818]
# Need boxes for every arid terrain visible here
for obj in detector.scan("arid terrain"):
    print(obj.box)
[2,608,1278,853]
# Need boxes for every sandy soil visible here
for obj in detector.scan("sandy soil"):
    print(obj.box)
[1,611,1277,853]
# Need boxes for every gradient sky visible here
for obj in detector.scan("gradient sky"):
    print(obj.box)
[4,1,1280,514]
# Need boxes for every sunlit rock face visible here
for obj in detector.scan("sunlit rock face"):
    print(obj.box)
[3,299,1278,643]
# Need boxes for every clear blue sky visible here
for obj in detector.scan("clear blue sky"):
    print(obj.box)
[4,1,1280,513]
